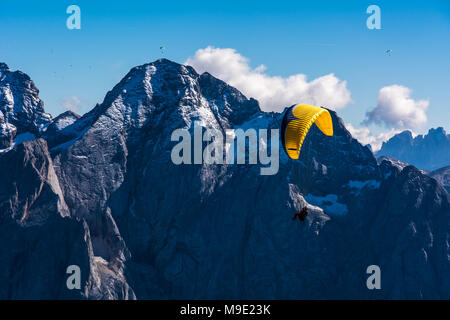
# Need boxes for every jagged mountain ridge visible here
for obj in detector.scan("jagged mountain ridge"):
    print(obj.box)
[0,63,52,149]
[0,59,448,299]
[377,156,450,193]
[377,156,429,174]
[429,166,450,193]
[377,128,450,171]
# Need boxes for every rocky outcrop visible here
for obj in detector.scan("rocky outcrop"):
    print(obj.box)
[428,166,450,193]
[0,110,16,149]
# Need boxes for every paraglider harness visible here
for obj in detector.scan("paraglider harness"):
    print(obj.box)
[292,207,308,222]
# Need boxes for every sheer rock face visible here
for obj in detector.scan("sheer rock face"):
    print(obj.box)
[0,59,448,299]
[368,166,450,298]
[0,139,135,299]
[0,139,86,299]
[0,63,52,149]
[0,139,69,225]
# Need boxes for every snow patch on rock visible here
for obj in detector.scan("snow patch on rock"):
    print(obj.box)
[304,193,348,216]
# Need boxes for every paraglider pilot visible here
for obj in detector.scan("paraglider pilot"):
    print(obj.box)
[292,207,308,222]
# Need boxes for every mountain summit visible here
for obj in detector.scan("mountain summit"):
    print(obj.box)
[0,62,52,149]
[0,59,448,299]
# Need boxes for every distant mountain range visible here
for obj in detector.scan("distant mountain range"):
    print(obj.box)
[0,60,449,299]
[377,128,450,171]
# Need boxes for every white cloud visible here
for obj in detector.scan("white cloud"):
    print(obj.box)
[364,85,429,129]
[346,123,403,152]
[185,46,352,112]
[61,95,81,113]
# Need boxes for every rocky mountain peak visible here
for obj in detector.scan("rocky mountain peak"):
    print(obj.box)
[425,127,449,143]
[428,127,446,136]
[0,62,52,149]
[49,59,262,152]
[0,63,9,73]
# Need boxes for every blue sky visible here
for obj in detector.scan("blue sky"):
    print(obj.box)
[0,0,449,146]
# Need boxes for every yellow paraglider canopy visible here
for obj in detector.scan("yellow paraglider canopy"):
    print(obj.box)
[281,104,333,159]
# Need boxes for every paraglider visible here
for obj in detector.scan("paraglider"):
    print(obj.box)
[280,104,333,160]
[385,49,392,56]
[292,207,308,222]
[160,46,166,54]
[281,104,333,223]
